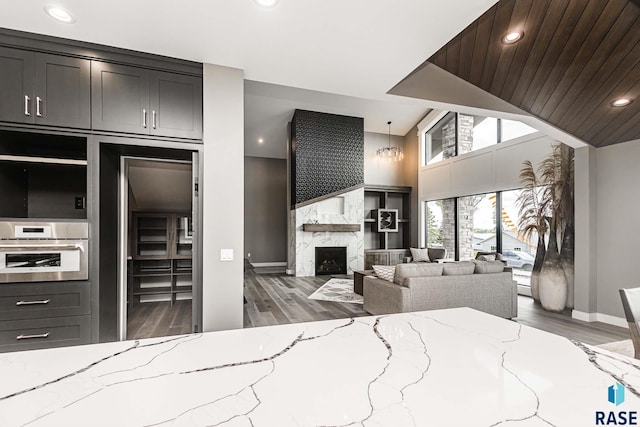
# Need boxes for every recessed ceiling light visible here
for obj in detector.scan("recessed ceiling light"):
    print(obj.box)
[502,31,524,44]
[258,138,264,144]
[611,97,633,107]
[253,0,279,7]
[44,5,75,23]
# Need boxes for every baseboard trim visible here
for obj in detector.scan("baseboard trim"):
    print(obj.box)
[251,262,287,268]
[572,310,628,328]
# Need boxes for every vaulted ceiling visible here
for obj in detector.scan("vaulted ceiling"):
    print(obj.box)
[425,0,640,147]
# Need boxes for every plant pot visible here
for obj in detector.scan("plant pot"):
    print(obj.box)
[538,267,567,312]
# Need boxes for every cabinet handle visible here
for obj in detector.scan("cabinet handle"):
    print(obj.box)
[16,332,50,340]
[152,110,157,129]
[24,95,31,116]
[143,109,147,128]
[16,299,51,306]
[36,96,43,117]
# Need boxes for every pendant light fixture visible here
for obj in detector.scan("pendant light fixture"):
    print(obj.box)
[377,121,403,161]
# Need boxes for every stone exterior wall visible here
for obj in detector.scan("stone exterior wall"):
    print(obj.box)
[441,199,456,258]
[457,197,477,260]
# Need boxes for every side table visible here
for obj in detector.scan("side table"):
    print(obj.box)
[353,269,374,296]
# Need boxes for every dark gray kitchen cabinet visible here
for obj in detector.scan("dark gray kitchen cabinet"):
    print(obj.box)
[91,62,150,135]
[151,71,202,139]
[0,47,90,128]
[0,47,34,124]
[92,62,202,139]
[34,53,91,128]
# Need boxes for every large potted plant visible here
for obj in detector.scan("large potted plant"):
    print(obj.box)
[516,160,548,303]
[517,144,574,312]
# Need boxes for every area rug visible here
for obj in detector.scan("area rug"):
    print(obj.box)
[596,339,634,358]
[308,278,363,304]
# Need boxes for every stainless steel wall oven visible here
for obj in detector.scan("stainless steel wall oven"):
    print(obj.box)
[0,222,88,283]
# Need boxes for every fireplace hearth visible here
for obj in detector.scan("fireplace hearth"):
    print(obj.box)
[315,247,347,275]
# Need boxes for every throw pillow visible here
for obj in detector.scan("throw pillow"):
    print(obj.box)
[472,260,505,274]
[442,261,475,276]
[477,254,496,262]
[410,247,430,262]
[372,265,396,282]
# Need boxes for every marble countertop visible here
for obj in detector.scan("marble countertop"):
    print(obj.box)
[0,308,638,426]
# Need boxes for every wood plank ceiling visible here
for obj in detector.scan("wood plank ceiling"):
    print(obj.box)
[427,0,640,147]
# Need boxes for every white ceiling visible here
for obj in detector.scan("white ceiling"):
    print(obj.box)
[2,0,503,158]
[244,80,432,159]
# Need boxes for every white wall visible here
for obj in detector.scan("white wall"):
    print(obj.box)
[202,63,244,332]
[418,133,552,202]
[364,131,406,186]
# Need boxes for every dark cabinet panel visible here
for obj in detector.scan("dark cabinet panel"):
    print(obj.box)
[0,281,91,321]
[0,315,91,352]
[150,72,202,139]
[35,54,91,128]
[0,47,91,129]
[92,62,202,139]
[92,61,150,135]
[0,47,34,124]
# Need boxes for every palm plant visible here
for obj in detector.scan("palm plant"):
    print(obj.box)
[516,160,548,302]
[517,143,574,312]
[539,143,575,309]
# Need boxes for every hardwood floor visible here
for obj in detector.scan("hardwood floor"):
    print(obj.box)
[127,300,192,340]
[243,269,369,328]
[243,268,630,346]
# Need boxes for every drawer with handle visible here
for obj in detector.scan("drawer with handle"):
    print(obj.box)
[0,315,90,352]
[0,281,90,321]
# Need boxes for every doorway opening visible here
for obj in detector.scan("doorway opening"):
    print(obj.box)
[123,158,193,340]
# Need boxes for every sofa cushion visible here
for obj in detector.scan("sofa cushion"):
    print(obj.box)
[472,260,505,274]
[372,265,396,282]
[476,254,496,261]
[394,262,443,286]
[442,261,475,276]
[410,247,430,262]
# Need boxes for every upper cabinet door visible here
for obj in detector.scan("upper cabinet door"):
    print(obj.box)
[34,54,90,129]
[91,62,150,135]
[0,47,34,124]
[149,72,202,139]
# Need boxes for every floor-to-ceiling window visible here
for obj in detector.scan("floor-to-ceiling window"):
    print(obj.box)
[500,189,537,289]
[425,199,456,258]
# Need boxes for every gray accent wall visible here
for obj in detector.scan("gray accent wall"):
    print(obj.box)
[403,129,420,248]
[202,63,244,332]
[592,140,640,319]
[245,157,287,264]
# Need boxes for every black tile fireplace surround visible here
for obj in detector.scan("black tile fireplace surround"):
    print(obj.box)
[315,247,347,275]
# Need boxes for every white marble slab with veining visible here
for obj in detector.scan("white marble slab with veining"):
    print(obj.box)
[0,308,638,426]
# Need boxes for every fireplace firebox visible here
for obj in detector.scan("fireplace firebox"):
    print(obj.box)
[315,247,347,275]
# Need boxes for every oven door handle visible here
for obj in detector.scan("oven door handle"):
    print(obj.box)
[0,244,85,252]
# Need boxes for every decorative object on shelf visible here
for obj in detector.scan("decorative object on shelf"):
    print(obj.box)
[375,209,398,232]
[376,121,403,161]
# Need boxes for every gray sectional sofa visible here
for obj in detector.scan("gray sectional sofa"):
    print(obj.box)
[363,261,518,319]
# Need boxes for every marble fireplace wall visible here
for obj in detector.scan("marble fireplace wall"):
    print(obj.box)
[291,188,364,277]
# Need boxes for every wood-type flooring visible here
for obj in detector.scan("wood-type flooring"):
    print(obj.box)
[126,268,630,346]
[244,267,629,346]
[127,300,192,340]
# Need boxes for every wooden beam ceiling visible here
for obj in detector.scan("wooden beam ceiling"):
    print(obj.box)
[426,0,640,147]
